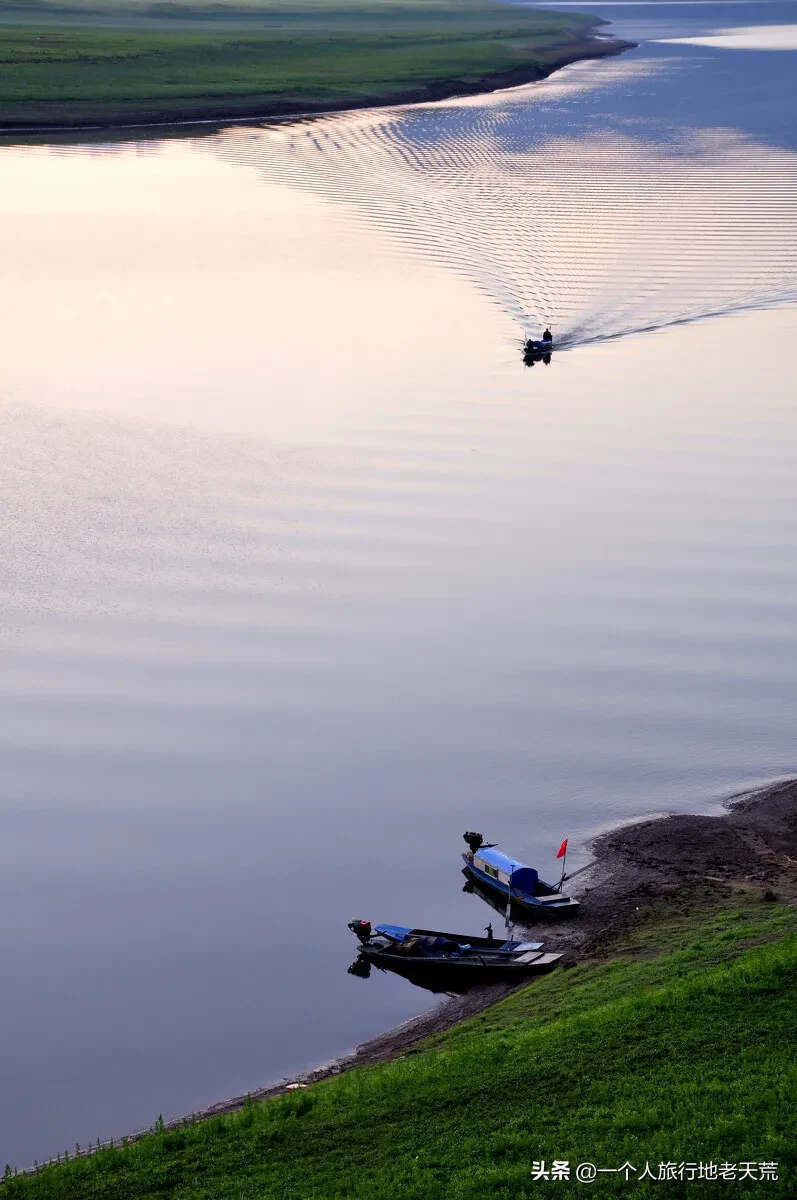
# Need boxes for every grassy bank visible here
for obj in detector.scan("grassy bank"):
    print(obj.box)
[0,0,614,127]
[5,891,795,1196]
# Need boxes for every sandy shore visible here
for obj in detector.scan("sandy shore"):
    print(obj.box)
[160,776,797,1128]
[0,33,634,136]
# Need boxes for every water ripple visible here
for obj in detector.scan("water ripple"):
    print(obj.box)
[206,56,797,346]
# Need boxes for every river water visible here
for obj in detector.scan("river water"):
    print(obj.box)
[1,1,796,1167]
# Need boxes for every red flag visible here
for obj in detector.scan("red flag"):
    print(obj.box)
[556,838,568,860]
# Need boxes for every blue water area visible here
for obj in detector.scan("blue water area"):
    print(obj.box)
[538,1,797,147]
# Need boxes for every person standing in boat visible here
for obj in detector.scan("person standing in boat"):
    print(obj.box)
[542,327,553,343]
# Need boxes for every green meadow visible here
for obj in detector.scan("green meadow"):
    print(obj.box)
[0,1,602,126]
[4,893,795,1197]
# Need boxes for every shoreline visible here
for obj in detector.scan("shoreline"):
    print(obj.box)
[0,32,635,137]
[52,774,794,1166]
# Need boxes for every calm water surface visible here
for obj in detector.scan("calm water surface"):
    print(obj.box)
[2,1,797,1166]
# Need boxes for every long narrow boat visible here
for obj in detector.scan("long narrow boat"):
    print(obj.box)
[348,920,563,990]
[364,923,544,952]
[461,833,580,918]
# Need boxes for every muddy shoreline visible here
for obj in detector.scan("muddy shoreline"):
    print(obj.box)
[141,777,797,1135]
[0,34,635,137]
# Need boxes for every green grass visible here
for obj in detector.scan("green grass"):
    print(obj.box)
[4,894,795,1197]
[0,1,602,125]
[433,890,797,1049]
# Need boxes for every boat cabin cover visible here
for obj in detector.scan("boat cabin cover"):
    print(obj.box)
[472,847,539,892]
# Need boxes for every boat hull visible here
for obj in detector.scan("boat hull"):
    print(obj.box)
[462,856,579,918]
[374,924,542,951]
[359,945,563,992]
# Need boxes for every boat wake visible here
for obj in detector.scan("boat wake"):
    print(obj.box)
[209,55,797,351]
[562,284,797,351]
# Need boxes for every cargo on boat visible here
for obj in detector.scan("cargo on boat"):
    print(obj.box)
[347,920,563,991]
[462,832,580,918]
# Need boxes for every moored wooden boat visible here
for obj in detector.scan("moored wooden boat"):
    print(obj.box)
[368,922,544,952]
[348,919,563,990]
[461,833,580,918]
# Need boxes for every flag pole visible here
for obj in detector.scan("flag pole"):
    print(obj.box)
[505,863,515,935]
[558,848,567,893]
[555,838,569,893]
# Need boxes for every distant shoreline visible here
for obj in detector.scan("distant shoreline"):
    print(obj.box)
[0,32,635,137]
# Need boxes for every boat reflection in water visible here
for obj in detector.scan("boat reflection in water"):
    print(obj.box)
[347,955,468,996]
[462,871,511,918]
[522,336,554,367]
[346,920,562,995]
[462,872,568,924]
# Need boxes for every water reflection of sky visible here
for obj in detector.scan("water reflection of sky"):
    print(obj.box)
[529,2,797,149]
[199,43,797,343]
[2,0,797,1173]
[661,22,797,45]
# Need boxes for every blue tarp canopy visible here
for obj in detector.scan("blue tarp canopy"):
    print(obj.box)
[476,847,538,892]
[375,924,414,941]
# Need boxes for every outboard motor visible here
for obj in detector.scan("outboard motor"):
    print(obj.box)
[348,918,372,945]
[463,831,484,854]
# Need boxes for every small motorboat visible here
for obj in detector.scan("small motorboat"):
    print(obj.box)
[462,832,580,918]
[347,919,563,990]
[523,338,554,357]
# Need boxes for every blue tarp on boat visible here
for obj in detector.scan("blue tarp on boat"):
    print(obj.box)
[476,847,539,892]
[374,924,414,941]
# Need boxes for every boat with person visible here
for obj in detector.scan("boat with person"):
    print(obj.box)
[461,832,580,918]
[522,328,555,363]
[523,338,554,358]
[347,919,563,989]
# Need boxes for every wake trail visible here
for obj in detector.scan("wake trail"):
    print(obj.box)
[207,55,797,351]
[561,286,797,351]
